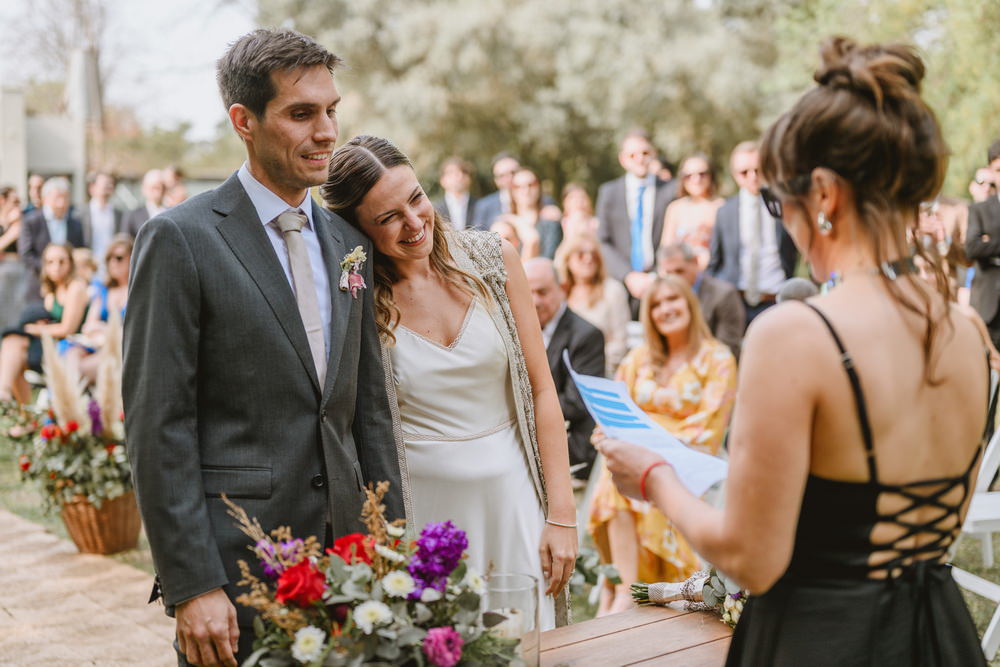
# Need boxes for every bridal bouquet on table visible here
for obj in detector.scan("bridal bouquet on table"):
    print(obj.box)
[225,482,520,666]
[631,568,748,628]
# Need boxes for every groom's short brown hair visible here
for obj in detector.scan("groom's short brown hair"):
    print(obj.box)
[217,28,343,119]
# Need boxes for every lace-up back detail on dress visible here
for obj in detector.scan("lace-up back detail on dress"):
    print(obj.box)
[787,303,985,582]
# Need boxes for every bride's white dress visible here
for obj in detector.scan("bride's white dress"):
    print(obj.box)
[391,298,556,630]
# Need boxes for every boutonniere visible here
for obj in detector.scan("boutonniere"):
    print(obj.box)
[339,245,368,298]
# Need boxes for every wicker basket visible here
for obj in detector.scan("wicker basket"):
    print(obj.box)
[60,491,142,555]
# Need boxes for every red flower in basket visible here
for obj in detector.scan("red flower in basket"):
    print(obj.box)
[66,420,79,434]
[275,560,327,606]
[327,532,374,565]
[18,454,30,471]
[39,424,58,441]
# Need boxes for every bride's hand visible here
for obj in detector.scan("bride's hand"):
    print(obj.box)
[539,521,577,597]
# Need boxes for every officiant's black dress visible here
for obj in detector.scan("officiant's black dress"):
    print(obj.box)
[726,304,992,667]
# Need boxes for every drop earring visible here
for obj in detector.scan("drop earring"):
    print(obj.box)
[817,212,833,235]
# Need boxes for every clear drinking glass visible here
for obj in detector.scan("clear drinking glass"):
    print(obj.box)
[485,572,540,667]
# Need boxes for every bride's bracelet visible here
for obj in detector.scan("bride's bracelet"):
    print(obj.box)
[545,519,577,529]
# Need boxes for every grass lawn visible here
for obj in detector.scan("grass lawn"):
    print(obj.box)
[2,437,999,664]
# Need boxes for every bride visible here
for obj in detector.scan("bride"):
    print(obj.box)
[321,135,577,628]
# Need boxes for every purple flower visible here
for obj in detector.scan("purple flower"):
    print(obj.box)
[256,539,280,578]
[422,626,463,667]
[257,538,307,578]
[88,399,103,437]
[408,521,468,599]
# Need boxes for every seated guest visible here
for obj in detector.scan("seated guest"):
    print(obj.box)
[64,235,132,382]
[658,242,745,358]
[0,243,89,403]
[589,274,736,615]
[510,168,563,259]
[524,258,605,482]
[560,182,600,239]
[490,216,523,255]
[432,156,478,230]
[0,186,24,330]
[596,37,994,665]
[659,154,724,270]
[18,177,85,304]
[554,233,630,376]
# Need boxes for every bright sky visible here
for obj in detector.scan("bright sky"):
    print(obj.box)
[0,0,258,141]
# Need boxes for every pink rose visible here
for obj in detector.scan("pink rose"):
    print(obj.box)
[347,272,366,298]
[422,626,463,667]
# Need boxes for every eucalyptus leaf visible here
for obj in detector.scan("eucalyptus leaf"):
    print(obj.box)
[482,611,508,629]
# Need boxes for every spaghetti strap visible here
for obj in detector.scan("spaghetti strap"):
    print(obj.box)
[800,302,878,482]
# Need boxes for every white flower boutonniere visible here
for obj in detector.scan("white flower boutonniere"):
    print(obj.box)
[339,245,368,298]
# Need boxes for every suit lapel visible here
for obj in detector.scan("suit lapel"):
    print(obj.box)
[312,200,351,402]
[213,175,322,394]
[547,310,572,370]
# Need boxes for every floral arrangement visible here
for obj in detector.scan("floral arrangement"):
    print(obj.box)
[631,567,747,628]
[339,245,367,298]
[0,317,129,511]
[225,481,520,666]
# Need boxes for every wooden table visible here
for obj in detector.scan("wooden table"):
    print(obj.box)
[540,606,732,666]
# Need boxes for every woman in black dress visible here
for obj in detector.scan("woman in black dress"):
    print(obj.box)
[596,36,993,666]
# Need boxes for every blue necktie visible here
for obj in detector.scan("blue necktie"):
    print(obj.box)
[630,184,647,272]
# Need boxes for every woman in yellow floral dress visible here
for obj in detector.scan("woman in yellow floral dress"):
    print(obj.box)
[589,273,736,615]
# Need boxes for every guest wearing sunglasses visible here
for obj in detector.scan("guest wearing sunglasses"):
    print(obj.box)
[659,154,723,271]
[707,141,798,327]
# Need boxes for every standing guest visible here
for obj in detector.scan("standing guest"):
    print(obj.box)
[0,243,89,404]
[707,141,798,327]
[323,135,578,629]
[123,29,403,666]
[163,165,189,208]
[554,233,630,376]
[79,171,124,273]
[596,129,676,307]
[490,216,522,254]
[18,177,85,305]
[658,242,745,359]
[509,167,562,259]
[471,152,520,229]
[525,258,605,483]
[589,274,736,616]
[970,167,996,204]
[0,187,24,329]
[967,138,1000,350]
[660,154,724,270]
[121,169,166,238]
[597,37,994,665]
[431,156,478,230]
[22,173,44,214]
[560,182,600,238]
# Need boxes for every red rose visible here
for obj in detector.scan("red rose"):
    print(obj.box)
[326,533,374,565]
[105,443,117,454]
[39,425,54,440]
[66,420,79,433]
[275,560,327,607]
[18,455,30,471]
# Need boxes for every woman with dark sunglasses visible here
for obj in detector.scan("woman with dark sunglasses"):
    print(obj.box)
[597,36,993,666]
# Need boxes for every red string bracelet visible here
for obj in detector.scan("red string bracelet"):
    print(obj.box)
[640,461,670,502]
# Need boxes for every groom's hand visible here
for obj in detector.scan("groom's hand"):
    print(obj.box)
[176,588,239,667]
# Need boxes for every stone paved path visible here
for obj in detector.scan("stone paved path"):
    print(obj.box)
[0,508,175,666]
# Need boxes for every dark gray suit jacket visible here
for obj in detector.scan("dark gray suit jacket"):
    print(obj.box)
[123,174,403,635]
[706,195,798,290]
[472,191,504,230]
[696,273,746,358]
[966,197,1000,325]
[122,205,152,239]
[546,307,605,478]
[432,194,480,230]
[18,209,86,302]
[595,176,676,280]
[79,204,125,248]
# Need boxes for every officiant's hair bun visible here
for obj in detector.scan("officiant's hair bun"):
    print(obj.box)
[760,35,946,215]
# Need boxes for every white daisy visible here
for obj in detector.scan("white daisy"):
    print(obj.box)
[463,568,486,595]
[381,570,416,598]
[420,587,443,603]
[353,600,393,634]
[290,626,326,663]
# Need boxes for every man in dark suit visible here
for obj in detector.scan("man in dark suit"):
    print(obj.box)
[471,152,520,230]
[595,129,676,309]
[707,141,797,328]
[18,176,85,303]
[79,171,124,269]
[431,156,478,230]
[123,29,403,666]
[525,258,605,481]
[966,139,1000,349]
[658,242,745,359]
[121,169,166,238]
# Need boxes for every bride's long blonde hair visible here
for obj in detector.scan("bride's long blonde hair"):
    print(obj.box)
[320,135,488,345]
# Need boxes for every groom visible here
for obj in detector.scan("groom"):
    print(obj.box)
[123,29,404,666]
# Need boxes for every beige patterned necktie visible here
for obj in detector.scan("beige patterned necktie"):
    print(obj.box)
[275,208,327,387]
[745,197,762,307]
